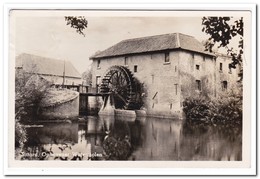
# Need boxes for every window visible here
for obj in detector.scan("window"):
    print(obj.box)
[134,65,138,72]
[228,64,232,74]
[196,80,201,91]
[124,57,128,66]
[97,59,101,69]
[192,53,195,59]
[96,76,101,85]
[96,76,101,93]
[203,56,206,61]
[196,65,200,70]
[165,52,170,63]
[219,63,223,72]
[174,84,178,95]
[222,81,228,91]
[229,67,232,74]
[175,66,177,72]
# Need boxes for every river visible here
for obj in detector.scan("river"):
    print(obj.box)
[16,115,242,161]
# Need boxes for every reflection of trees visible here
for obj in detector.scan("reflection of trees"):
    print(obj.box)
[183,120,242,143]
[25,123,78,145]
[102,119,131,160]
[180,120,242,161]
[102,118,142,160]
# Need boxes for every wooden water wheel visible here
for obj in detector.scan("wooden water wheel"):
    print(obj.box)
[100,66,142,110]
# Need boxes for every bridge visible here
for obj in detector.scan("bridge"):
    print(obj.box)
[78,90,109,115]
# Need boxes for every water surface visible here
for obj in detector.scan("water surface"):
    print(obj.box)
[16,115,242,161]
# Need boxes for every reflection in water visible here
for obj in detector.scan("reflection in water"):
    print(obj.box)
[16,116,242,161]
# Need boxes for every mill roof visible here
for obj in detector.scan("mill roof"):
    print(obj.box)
[16,53,81,78]
[90,33,215,59]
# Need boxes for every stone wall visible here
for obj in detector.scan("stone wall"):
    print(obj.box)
[41,95,79,119]
[91,49,239,118]
[92,50,181,117]
[215,54,240,96]
[179,50,216,101]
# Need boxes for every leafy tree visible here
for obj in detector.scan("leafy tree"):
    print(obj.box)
[65,16,88,37]
[15,66,51,149]
[15,66,50,122]
[202,17,243,81]
[82,68,92,86]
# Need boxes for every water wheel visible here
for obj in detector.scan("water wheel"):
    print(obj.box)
[100,66,142,110]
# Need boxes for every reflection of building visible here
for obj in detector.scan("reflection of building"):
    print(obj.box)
[90,33,240,117]
[85,117,104,159]
[16,53,82,87]
[131,118,182,160]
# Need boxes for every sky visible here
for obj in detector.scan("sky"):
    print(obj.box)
[11,10,245,74]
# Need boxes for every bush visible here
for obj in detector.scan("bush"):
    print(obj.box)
[212,89,242,126]
[183,89,242,126]
[183,96,212,121]
[15,70,50,122]
[15,69,51,149]
[15,120,27,148]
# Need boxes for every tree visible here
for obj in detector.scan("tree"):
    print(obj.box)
[82,68,92,86]
[15,66,50,122]
[202,17,243,81]
[15,67,51,148]
[65,16,88,37]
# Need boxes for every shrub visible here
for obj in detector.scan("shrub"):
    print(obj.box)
[15,70,50,122]
[15,69,51,149]
[211,89,242,126]
[183,96,212,122]
[15,120,27,148]
[183,88,242,126]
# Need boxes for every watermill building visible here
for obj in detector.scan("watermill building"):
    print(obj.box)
[90,33,239,118]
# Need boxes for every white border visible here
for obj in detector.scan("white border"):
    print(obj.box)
[2,2,257,176]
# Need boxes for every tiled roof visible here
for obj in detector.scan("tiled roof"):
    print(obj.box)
[90,33,214,59]
[16,53,81,78]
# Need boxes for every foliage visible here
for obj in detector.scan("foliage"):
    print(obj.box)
[15,68,51,149]
[212,90,242,126]
[183,96,212,123]
[102,135,131,160]
[65,16,88,37]
[82,69,92,86]
[183,88,242,127]
[202,17,243,80]
[15,120,27,148]
[102,120,132,160]
[15,69,51,122]
[133,79,145,109]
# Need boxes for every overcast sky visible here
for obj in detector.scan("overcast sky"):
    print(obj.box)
[12,10,246,73]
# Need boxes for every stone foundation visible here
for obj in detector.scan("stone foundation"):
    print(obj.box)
[41,95,79,119]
